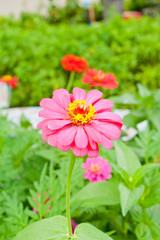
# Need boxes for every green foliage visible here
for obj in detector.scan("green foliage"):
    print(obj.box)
[132,126,160,162]
[71,179,120,208]
[14,216,68,240]
[14,216,113,240]
[111,84,160,130]
[0,15,160,106]
[48,0,104,24]
[75,223,113,240]
[125,0,160,15]
[1,116,160,239]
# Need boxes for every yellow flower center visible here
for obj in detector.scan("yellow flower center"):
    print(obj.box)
[93,72,105,82]
[3,75,12,81]
[67,99,96,125]
[90,164,100,173]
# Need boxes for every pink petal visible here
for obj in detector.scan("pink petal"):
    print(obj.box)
[84,124,102,143]
[72,146,87,157]
[41,123,54,140]
[96,112,122,122]
[75,125,88,148]
[37,119,48,129]
[100,134,113,149]
[91,121,122,140]
[48,134,57,147]
[85,90,103,104]
[53,89,69,98]
[93,99,114,112]
[88,136,97,150]
[60,94,71,109]
[39,109,67,119]
[53,89,70,108]
[57,125,77,146]
[88,146,99,158]
[73,87,86,100]
[48,120,72,130]
[57,143,71,152]
[40,98,66,114]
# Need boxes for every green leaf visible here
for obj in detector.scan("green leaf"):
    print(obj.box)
[150,224,160,240]
[132,164,160,186]
[130,206,143,223]
[149,111,160,130]
[110,162,130,186]
[135,222,152,240]
[75,223,113,240]
[109,93,140,105]
[140,172,160,208]
[14,216,68,240]
[114,141,141,176]
[119,184,144,216]
[137,84,152,99]
[71,179,120,208]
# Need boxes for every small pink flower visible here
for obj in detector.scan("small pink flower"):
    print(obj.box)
[82,157,112,183]
[71,219,78,233]
[38,88,122,157]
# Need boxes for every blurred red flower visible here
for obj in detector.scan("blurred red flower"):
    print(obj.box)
[82,69,118,89]
[61,54,88,73]
[0,75,18,88]
[123,11,142,20]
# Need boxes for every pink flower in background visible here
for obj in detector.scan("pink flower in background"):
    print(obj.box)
[71,219,78,233]
[38,87,122,157]
[82,69,118,89]
[82,157,112,183]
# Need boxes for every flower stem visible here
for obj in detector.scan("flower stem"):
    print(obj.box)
[66,72,75,93]
[66,151,76,238]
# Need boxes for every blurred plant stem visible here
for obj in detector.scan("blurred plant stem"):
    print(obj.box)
[66,151,76,238]
[66,72,75,92]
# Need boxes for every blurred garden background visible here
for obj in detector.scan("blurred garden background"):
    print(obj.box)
[0,1,160,240]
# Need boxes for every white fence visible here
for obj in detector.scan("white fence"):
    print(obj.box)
[0,0,99,17]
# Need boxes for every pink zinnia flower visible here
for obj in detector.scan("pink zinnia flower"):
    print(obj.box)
[82,69,118,89]
[82,157,112,183]
[38,87,122,157]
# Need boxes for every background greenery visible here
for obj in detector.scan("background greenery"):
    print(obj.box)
[1,115,160,240]
[0,14,160,107]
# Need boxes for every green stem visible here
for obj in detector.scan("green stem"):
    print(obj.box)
[141,205,149,224]
[66,151,76,238]
[66,72,75,93]
[144,156,149,165]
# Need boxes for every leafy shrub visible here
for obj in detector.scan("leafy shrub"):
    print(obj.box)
[125,0,160,15]
[110,84,160,130]
[0,14,160,107]
[47,0,104,24]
